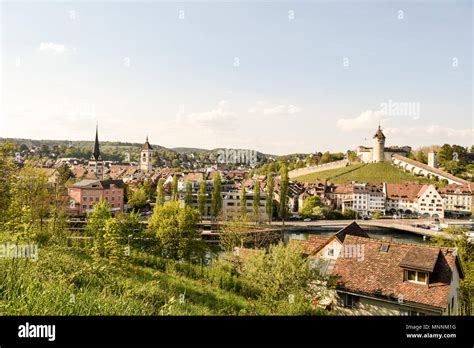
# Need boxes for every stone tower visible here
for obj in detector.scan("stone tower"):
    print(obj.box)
[89,125,104,179]
[372,125,385,163]
[428,151,438,168]
[140,136,153,172]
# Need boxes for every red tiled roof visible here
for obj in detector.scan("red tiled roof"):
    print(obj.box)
[399,247,440,272]
[332,235,463,310]
[296,235,332,255]
[437,184,472,195]
[386,183,423,202]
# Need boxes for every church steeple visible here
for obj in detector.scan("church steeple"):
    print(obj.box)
[140,135,153,171]
[91,124,102,161]
[89,124,104,179]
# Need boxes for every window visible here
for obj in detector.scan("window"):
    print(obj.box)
[417,272,427,283]
[400,309,425,316]
[338,293,359,308]
[327,248,334,257]
[406,270,427,284]
[407,270,416,281]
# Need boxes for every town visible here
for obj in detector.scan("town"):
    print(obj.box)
[1,124,472,317]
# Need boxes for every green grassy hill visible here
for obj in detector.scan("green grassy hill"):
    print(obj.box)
[295,162,438,184]
[0,243,254,315]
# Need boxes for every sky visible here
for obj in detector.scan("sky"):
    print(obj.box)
[0,0,472,155]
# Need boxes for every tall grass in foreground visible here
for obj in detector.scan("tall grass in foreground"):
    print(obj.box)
[0,244,253,316]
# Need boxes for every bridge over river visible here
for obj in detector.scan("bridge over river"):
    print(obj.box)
[67,218,470,243]
[273,219,472,242]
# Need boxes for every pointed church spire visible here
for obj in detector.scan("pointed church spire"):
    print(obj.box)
[92,124,102,160]
[142,135,153,150]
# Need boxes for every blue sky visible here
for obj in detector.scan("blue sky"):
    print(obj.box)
[1,0,472,154]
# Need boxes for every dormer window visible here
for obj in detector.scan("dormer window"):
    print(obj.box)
[399,247,439,286]
[405,270,427,284]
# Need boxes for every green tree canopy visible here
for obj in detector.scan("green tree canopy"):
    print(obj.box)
[240,185,247,217]
[127,186,148,211]
[265,170,274,224]
[241,242,324,315]
[211,172,222,218]
[253,181,261,223]
[156,178,166,206]
[147,201,207,261]
[197,179,207,219]
[185,181,193,207]
[300,196,322,218]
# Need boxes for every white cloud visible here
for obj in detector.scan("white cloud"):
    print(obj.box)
[182,100,235,124]
[38,42,67,55]
[336,110,385,131]
[384,125,474,139]
[248,101,303,116]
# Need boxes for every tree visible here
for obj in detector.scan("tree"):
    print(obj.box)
[265,170,274,224]
[0,144,16,226]
[300,196,322,218]
[431,228,473,315]
[451,145,468,165]
[310,206,325,219]
[39,144,50,157]
[127,187,148,211]
[347,150,358,162]
[278,164,289,226]
[102,218,124,263]
[185,181,193,207]
[56,163,74,185]
[147,201,207,261]
[253,181,261,223]
[141,179,155,201]
[86,199,112,256]
[210,172,222,219]
[342,209,357,219]
[320,151,331,164]
[197,179,207,219]
[241,242,324,315]
[240,185,247,217]
[171,175,179,201]
[7,166,50,238]
[371,211,383,219]
[114,210,143,239]
[219,215,252,252]
[156,178,165,206]
[414,149,427,164]
[438,144,453,165]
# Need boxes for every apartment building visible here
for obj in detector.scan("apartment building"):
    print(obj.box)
[68,179,125,215]
[438,184,473,218]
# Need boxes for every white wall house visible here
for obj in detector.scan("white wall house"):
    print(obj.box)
[416,184,444,218]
